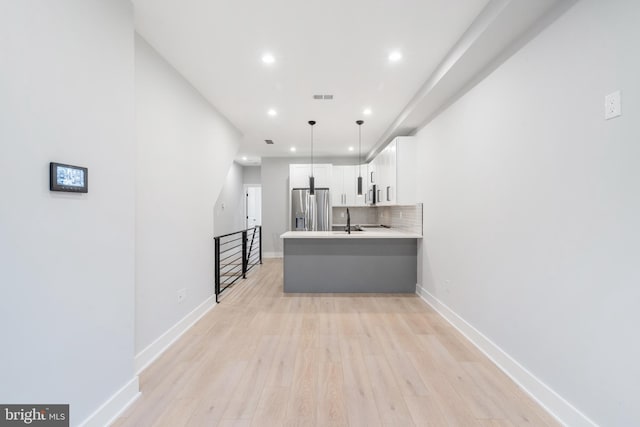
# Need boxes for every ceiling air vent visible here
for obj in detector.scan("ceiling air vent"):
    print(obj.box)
[313,94,334,100]
[265,139,274,144]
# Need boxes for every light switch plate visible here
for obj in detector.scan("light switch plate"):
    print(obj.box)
[605,90,621,120]
[177,288,186,303]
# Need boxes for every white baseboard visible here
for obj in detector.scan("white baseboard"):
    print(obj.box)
[263,251,283,258]
[79,376,140,427]
[134,295,217,374]
[415,285,598,427]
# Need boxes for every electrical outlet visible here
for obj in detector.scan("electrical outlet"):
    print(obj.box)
[177,288,186,303]
[340,211,345,218]
[605,90,621,120]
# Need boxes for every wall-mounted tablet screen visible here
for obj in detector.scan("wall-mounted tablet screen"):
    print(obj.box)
[50,162,88,193]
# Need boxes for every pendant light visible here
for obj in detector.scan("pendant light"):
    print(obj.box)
[356,120,364,196]
[308,120,316,195]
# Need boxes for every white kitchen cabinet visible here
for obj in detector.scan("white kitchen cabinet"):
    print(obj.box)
[290,164,308,188]
[371,136,417,206]
[289,164,332,189]
[368,158,377,186]
[332,165,367,206]
[374,144,390,206]
[380,139,397,205]
[367,157,379,205]
[313,164,333,188]
[331,166,345,206]
[331,166,346,206]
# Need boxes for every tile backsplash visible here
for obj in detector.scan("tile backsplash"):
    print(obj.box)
[378,204,423,235]
[332,206,378,225]
[332,203,423,235]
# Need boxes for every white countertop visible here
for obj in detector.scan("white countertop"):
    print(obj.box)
[281,229,422,239]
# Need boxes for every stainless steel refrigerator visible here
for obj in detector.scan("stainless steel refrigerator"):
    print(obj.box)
[291,188,331,231]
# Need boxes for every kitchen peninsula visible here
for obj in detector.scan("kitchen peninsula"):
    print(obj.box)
[280,228,421,293]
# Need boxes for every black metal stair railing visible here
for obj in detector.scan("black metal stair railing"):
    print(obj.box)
[214,225,262,303]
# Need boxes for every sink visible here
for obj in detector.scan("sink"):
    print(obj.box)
[331,225,363,232]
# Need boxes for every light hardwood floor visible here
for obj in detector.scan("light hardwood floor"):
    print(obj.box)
[112,259,559,427]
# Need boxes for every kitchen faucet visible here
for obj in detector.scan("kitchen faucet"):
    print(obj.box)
[346,208,351,234]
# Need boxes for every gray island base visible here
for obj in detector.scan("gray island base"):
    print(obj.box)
[283,237,417,293]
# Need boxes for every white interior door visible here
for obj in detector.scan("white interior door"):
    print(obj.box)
[245,186,262,229]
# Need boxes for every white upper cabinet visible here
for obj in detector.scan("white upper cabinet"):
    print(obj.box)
[312,164,332,188]
[289,164,333,189]
[371,136,417,206]
[331,165,366,206]
[290,164,309,188]
[331,166,346,206]
[366,160,376,205]
[342,166,357,205]
[368,159,377,185]
[383,139,397,205]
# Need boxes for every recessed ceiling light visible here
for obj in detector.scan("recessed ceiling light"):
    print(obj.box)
[388,51,402,62]
[262,53,275,64]
[290,147,296,152]
[363,108,372,116]
[267,109,277,117]
[242,156,248,161]
[348,146,354,152]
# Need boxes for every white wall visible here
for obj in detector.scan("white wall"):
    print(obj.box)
[260,158,293,255]
[135,35,240,353]
[0,1,136,424]
[416,0,639,425]
[214,162,245,236]
[243,166,261,185]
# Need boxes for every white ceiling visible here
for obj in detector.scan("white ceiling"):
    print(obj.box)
[133,0,490,164]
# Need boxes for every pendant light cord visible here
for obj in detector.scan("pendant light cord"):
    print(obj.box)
[307,121,316,195]
[356,120,364,177]
[355,120,364,197]
[310,124,313,177]
[358,123,362,177]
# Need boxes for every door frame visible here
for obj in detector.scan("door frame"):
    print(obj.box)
[243,184,262,229]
